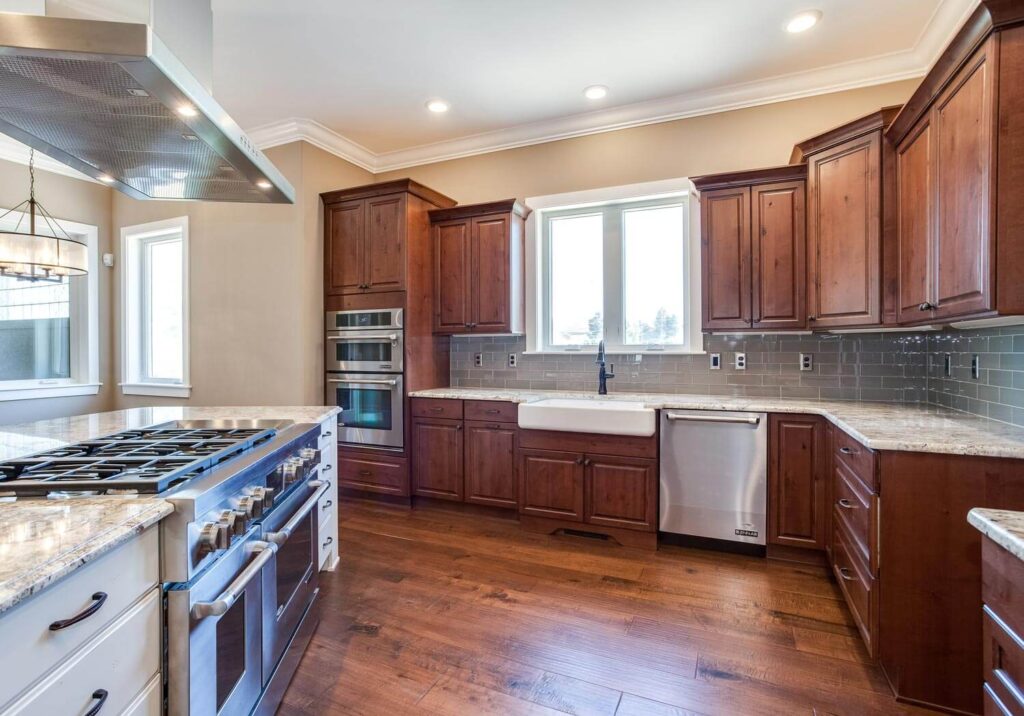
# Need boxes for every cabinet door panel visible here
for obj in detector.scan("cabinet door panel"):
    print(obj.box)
[519,449,583,521]
[932,45,995,320]
[896,119,934,322]
[412,419,463,501]
[769,415,827,550]
[701,187,752,329]
[365,194,406,291]
[585,455,656,532]
[464,421,517,509]
[325,200,365,295]
[752,181,806,329]
[434,219,471,333]
[472,214,512,332]
[807,133,881,327]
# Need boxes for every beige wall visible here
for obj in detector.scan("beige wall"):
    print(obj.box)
[376,80,920,204]
[0,159,114,425]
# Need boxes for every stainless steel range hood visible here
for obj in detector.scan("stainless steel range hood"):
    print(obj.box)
[0,8,294,203]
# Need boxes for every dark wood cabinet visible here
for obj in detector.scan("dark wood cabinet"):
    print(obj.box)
[768,415,827,551]
[324,193,407,295]
[519,448,584,522]
[430,200,528,335]
[895,118,933,322]
[325,200,366,295]
[693,165,806,331]
[464,420,517,509]
[584,455,657,531]
[981,534,1024,716]
[411,418,463,501]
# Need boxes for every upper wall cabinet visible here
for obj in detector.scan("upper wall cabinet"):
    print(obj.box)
[429,200,529,335]
[322,179,456,297]
[792,107,901,329]
[692,165,807,332]
[887,2,1024,325]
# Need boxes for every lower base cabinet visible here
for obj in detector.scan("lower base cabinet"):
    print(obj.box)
[412,418,464,500]
[585,455,657,531]
[464,420,518,508]
[519,449,584,521]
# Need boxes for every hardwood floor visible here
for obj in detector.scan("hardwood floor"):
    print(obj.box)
[280,500,937,715]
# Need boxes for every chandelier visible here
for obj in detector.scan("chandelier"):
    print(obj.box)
[0,150,88,282]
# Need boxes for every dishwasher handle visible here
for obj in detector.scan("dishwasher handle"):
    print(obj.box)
[664,412,760,425]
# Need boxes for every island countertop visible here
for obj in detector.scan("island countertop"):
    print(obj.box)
[409,388,1024,459]
[0,405,340,615]
[968,508,1024,563]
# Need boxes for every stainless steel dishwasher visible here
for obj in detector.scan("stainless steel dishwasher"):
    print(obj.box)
[659,409,768,550]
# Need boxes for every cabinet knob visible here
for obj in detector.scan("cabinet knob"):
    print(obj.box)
[807,316,816,322]
[584,458,592,467]
[575,457,584,465]
[918,302,935,311]
[838,567,855,582]
[837,498,854,509]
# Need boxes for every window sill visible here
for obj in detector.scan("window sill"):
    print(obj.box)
[120,383,192,398]
[0,382,102,402]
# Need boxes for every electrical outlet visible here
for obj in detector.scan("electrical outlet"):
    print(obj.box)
[943,353,952,377]
[734,353,746,370]
[473,352,483,367]
[709,353,721,370]
[971,354,981,380]
[508,353,517,368]
[799,353,813,371]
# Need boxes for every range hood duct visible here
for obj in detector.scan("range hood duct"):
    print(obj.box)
[0,4,294,203]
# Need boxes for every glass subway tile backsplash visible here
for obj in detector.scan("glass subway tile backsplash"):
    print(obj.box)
[449,325,1024,428]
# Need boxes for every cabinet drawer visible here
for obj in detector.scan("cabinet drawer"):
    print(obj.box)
[832,515,877,657]
[411,398,463,420]
[3,588,161,716]
[0,527,158,709]
[464,400,517,423]
[984,606,1024,714]
[833,459,876,571]
[122,674,161,716]
[338,452,409,496]
[834,429,877,490]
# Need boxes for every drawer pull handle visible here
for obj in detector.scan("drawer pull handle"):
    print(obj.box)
[49,592,107,631]
[84,689,108,716]
[323,464,332,471]
[838,567,855,582]
[429,407,444,412]
[322,536,334,549]
[323,430,333,438]
[837,498,854,509]
[839,446,857,455]
[485,409,500,414]
[358,469,372,476]
[322,499,334,510]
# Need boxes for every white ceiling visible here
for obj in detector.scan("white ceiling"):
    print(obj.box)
[211,0,979,170]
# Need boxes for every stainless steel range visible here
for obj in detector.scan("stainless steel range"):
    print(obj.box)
[0,419,326,716]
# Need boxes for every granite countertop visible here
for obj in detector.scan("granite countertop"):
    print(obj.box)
[409,388,1024,459]
[969,508,1024,562]
[0,497,172,615]
[0,405,340,615]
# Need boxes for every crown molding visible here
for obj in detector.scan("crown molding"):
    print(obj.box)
[247,117,377,172]
[0,134,96,183]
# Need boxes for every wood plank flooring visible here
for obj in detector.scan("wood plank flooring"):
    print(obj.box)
[279,500,938,715]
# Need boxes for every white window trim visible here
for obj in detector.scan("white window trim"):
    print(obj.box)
[524,178,704,355]
[120,216,191,398]
[0,211,100,402]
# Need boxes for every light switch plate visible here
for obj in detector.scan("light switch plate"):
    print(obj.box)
[734,353,746,370]
[709,353,721,370]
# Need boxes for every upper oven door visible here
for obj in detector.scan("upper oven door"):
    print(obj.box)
[325,330,404,373]
[325,308,403,331]
[325,373,404,449]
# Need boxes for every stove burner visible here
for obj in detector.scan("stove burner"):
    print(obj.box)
[0,425,276,496]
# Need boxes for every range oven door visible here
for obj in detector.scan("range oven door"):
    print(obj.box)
[326,373,404,449]
[325,330,404,372]
[166,530,274,716]
[261,477,328,680]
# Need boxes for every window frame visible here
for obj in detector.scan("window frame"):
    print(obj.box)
[120,216,191,398]
[527,179,704,355]
[0,209,100,402]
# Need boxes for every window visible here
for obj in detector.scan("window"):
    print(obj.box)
[0,210,99,401]
[530,180,702,353]
[121,217,190,397]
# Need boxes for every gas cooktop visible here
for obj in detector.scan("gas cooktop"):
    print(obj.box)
[0,422,278,496]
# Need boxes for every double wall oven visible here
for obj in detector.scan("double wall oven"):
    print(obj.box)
[325,309,404,449]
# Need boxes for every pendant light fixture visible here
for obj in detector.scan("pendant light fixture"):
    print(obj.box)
[0,150,88,282]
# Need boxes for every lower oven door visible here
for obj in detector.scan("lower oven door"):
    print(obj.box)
[261,477,328,680]
[325,373,404,448]
[166,530,275,716]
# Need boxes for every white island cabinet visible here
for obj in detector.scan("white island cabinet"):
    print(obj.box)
[318,414,340,570]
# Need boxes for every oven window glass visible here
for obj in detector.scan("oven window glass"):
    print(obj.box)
[215,593,247,711]
[333,311,394,329]
[276,512,313,611]
[333,341,393,364]
[334,387,393,431]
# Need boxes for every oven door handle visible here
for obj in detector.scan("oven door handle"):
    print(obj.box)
[266,480,330,547]
[326,378,398,386]
[191,540,277,620]
[326,334,398,343]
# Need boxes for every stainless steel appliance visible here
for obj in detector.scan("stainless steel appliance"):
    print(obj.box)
[325,309,405,449]
[0,419,326,715]
[659,410,767,548]
[326,373,404,449]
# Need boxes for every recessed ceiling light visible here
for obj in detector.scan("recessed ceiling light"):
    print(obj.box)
[97,174,114,184]
[176,104,198,118]
[256,179,272,189]
[584,85,608,100]
[786,10,822,33]
[426,99,450,113]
